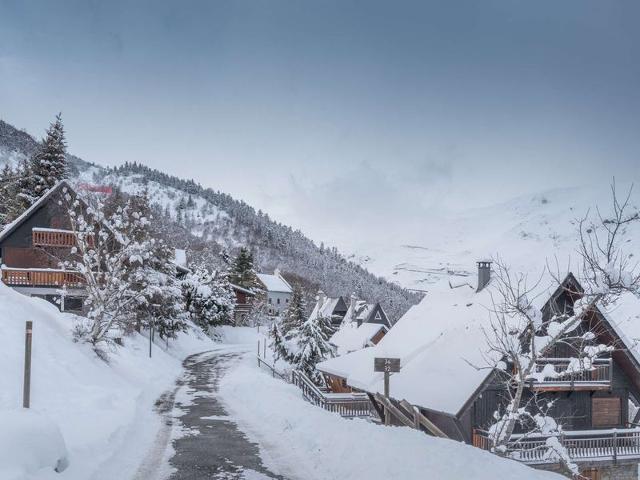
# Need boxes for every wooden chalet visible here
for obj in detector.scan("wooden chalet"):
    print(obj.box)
[318,264,640,479]
[309,290,348,327]
[231,283,255,323]
[0,180,87,312]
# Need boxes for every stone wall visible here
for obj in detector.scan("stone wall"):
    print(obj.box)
[534,462,638,480]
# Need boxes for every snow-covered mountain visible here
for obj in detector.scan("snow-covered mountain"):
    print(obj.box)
[0,120,421,321]
[355,183,640,292]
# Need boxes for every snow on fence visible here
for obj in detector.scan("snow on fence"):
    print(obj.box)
[290,369,374,418]
[473,427,640,464]
[531,357,612,390]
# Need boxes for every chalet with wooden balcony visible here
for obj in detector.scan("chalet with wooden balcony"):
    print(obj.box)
[318,263,640,479]
[0,180,87,311]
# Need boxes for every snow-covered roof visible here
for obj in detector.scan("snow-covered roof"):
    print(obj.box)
[318,279,499,415]
[330,322,386,355]
[599,291,640,367]
[257,272,293,293]
[310,296,343,320]
[0,180,73,244]
[231,283,255,295]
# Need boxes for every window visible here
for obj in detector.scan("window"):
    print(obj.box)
[285,298,289,303]
[375,311,382,320]
[268,298,272,304]
[277,298,280,304]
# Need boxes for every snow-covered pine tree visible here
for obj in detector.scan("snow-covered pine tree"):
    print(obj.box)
[280,287,306,339]
[0,164,17,226]
[182,266,236,331]
[30,113,67,197]
[269,320,291,362]
[229,247,260,289]
[292,314,336,385]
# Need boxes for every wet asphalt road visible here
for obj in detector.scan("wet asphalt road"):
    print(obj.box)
[163,351,286,480]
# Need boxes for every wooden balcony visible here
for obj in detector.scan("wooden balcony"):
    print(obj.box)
[1,268,85,288]
[530,358,612,391]
[473,428,640,465]
[32,228,76,247]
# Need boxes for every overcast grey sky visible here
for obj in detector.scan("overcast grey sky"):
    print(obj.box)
[1,0,639,251]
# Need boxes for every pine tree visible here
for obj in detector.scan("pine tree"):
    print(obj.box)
[229,247,260,289]
[0,164,17,226]
[182,267,236,331]
[30,113,67,196]
[280,287,306,339]
[10,158,37,220]
[292,315,336,385]
[269,321,291,362]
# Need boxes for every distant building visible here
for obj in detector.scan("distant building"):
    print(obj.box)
[308,290,348,327]
[231,283,254,323]
[256,270,293,316]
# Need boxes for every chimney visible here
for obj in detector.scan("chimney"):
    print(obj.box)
[476,261,492,292]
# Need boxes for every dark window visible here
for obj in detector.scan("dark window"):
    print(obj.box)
[277,298,280,304]
[64,297,84,312]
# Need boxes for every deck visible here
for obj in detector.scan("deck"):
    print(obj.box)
[530,357,612,391]
[473,427,640,464]
[1,267,85,288]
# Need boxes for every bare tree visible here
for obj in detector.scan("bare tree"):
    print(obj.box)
[484,182,640,476]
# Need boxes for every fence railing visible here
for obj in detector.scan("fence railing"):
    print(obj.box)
[1,268,85,288]
[530,357,612,388]
[473,427,640,464]
[291,369,373,418]
[257,356,288,381]
[32,229,76,247]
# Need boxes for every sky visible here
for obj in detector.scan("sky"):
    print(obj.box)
[1,0,640,253]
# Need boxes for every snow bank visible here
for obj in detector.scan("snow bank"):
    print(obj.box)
[219,354,561,480]
[0,409,68,480]
[0,283,216,479]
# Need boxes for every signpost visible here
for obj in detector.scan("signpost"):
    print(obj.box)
[23,321,33,408]
[374,357,400,425]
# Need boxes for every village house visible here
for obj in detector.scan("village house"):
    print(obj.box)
[256,270,293,316]
[0,180,87,312]
[309,291,391,392]
[231,283,254,323]
[318,262,640,480]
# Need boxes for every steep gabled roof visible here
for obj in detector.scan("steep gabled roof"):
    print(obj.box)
[309,296,347,321]
[329,322,387,355]
[257,272,293,293]
[0,180,75,244]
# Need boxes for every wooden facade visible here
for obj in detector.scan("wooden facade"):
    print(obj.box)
[0,181,88,311]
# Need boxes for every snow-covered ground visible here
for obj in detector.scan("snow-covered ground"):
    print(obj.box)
[0,283,216,480]
[219,348,562,480]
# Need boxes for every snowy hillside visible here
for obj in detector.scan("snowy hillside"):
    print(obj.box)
[0,282,216,480]
[356,183,640,291]
[0,119,421,321]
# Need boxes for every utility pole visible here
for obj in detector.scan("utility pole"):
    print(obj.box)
[23,321,33,408]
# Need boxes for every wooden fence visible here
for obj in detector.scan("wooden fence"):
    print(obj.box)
[290,369,374,418]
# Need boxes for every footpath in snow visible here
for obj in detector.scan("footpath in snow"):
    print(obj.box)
[0,283,217,480]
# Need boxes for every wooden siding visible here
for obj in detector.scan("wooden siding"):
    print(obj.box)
[2,268,84,287]
[592,397,622,428]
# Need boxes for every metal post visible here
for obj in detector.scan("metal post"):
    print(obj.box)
[263,340,266,359]
[23,321,33,408]
[613,429,618,463]
[384,371,390,426]
[149,323,154,358]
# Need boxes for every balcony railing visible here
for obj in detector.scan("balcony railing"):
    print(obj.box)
[473,428,640,464]
[32,228,76,247]
[1,268,85,288]
[530,357,612,390]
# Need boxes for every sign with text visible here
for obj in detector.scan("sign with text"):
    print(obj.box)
[374,357,401,373]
